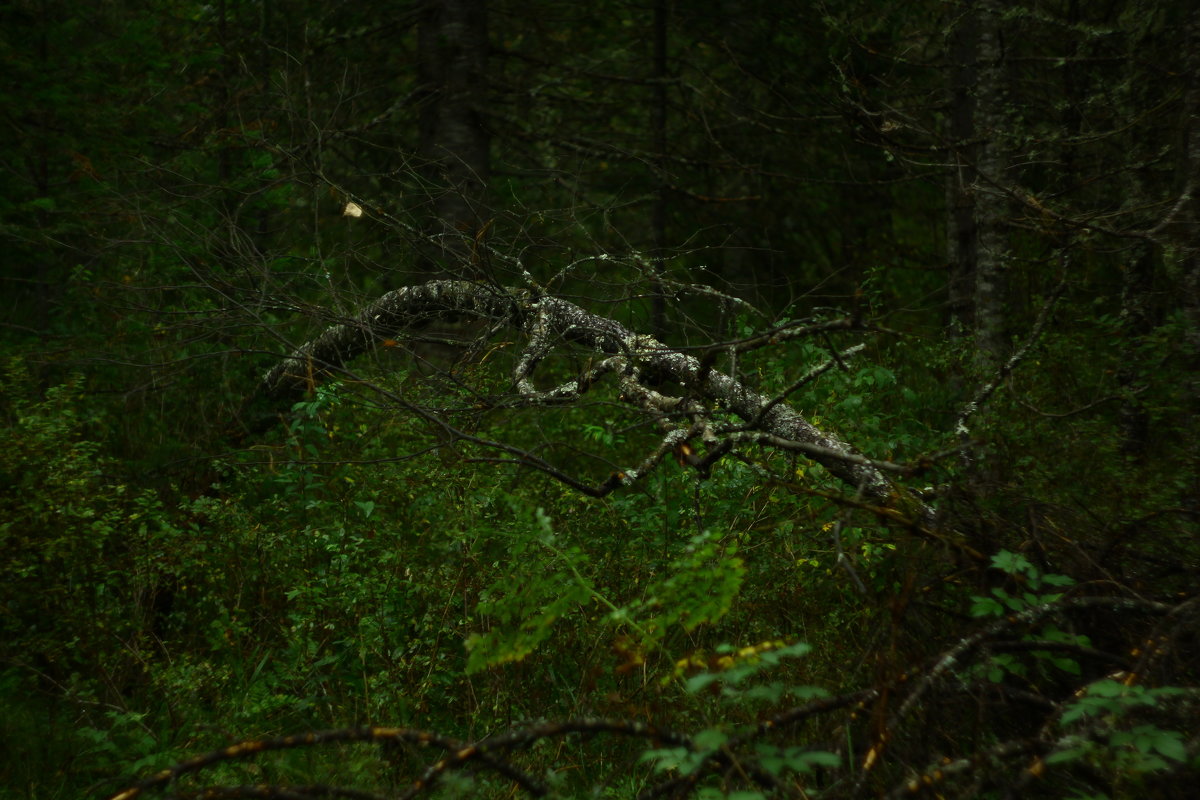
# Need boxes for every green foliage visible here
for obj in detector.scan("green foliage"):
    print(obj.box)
[0,361,173,679]
[683,642,826,706]
[466,504,746,673]
[466,507,598,672]
[620,529,747,643]
[1049,680,1190,777]
[969,550,1075,619]
[967,551,1088,683]
[642,641,837,794]
[3,0,1200,797]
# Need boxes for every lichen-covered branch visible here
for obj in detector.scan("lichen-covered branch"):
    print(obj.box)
[252,279,917,515]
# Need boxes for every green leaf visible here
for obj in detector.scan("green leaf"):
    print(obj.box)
[990,550,1033,576]
[787,685,830,701]
[25,196,57,212]
[743,683,785,703]
[1087,679,1129,698]
[694,728,728,751]
[1049,656,1081,676]
[1151,731,1186,762]
[799,750,841,768]
[686,673,722,694]
[1046,745,1090,765]
[639,746,689,773]
[970,595,1004,618]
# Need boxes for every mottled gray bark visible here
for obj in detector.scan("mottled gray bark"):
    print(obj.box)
[254,280,913,516]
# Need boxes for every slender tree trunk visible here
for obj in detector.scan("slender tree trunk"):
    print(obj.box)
[945,2,977,336]
[1118,241,1155,457]
[1179,10,1200,513]
[1182,11,1200,382]
[973,0,1009,367]
[417,0,491,276]
[1109,2,1160,458]
[32,0,51,331]
[649,0,669,341]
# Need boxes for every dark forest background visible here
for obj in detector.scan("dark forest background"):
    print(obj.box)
[2,1,1198,797]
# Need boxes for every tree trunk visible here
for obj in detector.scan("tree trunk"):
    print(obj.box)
[1118,240,1155,457]
[945,2,977,336]
[649,0,669,341]
[972,0,1009,367]
[1182,11,1200,389]
[417,0,491,275]
[1179,10,1200,513]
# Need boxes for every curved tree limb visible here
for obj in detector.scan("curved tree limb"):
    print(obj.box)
[251,279,929,521]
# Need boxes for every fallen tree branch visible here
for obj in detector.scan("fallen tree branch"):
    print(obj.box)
[250,279,928,520]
